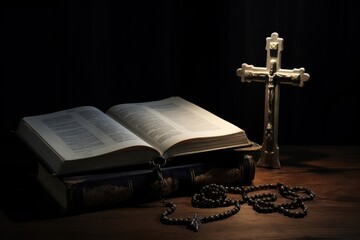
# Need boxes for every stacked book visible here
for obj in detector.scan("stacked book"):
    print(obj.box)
[16,97,260,213]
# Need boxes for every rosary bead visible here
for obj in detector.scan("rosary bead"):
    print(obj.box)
[283,209,290,216]
[278,206,284,213]
[226,210,233,216]
[265,207,272,213]
[293,197,301,204]
[168,218,176,224]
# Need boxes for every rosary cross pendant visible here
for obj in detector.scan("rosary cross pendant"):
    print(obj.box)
[237,32,310,168]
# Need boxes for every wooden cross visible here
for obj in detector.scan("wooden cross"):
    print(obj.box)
[237,32,310,168]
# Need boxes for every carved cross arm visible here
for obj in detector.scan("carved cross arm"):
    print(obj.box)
[276,68,310,87]
[236,63,268,83]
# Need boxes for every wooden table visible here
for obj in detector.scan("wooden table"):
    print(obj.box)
[1,146,360,239]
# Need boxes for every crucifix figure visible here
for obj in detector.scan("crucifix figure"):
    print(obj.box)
[237,32,310,168]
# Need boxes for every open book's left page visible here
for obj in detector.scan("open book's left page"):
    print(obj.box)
[17,106,160,175]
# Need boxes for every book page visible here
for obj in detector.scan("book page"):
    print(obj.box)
[107,97,248,156]
[23,106,156,160]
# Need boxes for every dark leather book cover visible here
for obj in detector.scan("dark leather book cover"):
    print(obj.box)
[37,143,260,213]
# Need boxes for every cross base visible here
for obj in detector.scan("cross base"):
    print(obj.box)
[257,147,281,169]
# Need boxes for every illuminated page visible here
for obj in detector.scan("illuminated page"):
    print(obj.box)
[107,97,250,158]
[23,106,155,160]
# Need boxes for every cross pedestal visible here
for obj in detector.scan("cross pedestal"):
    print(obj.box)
[237,32,310,168]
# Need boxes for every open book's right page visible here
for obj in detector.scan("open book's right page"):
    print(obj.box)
[107,97,251,158]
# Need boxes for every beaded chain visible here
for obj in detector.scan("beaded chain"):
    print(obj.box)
[159,182,315,232]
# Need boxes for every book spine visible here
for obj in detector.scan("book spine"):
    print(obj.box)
[64,154,256,213]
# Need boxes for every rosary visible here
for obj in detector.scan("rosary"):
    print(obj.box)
[153,161,316,232]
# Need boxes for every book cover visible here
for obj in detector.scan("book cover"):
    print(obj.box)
[37,146,260,213]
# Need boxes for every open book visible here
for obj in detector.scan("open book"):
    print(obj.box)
[16,97,252,175]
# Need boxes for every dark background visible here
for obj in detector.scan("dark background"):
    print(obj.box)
[2,1,360,171]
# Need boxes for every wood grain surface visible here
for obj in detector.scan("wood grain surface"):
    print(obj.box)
[1,146,360,239]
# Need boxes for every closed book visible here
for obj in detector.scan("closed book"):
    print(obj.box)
[36,147,259,213]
